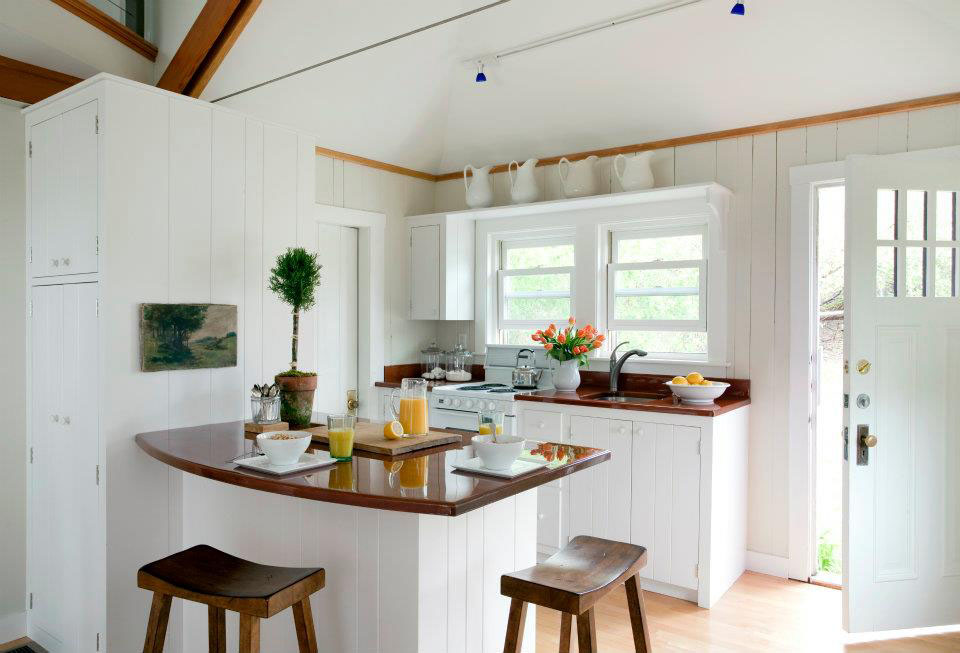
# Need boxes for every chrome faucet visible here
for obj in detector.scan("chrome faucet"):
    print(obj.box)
[609,342,648,393]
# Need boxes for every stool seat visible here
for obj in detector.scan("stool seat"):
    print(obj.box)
[502,535,647,613]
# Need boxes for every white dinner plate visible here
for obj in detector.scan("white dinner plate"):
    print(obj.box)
[451,456,546,479]
[234,451,336,476]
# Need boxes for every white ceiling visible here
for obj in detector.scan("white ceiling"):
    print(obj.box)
[198,0,960,174]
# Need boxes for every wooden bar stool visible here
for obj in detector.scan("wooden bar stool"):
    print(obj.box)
[137,544,325,653]
[501,535,652,653]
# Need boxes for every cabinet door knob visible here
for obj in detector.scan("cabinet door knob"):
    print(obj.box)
[538,422,545,429]
[51,414,59,422]
[62,257,70,266]
[62,416,71,425]
[618,426,626,434]
[51,259,59,267]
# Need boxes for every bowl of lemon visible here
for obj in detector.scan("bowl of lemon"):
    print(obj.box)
[665,372,730,405]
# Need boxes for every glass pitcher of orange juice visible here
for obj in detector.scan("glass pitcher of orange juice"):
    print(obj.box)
[391,378,429,436]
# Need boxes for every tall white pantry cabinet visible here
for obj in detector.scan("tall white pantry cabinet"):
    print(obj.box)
[23,74,319,652]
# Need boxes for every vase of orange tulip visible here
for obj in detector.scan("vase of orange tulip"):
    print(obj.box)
[531,317,605,392]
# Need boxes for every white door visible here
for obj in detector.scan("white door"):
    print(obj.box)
[844,153,960,632]
[30,283,100,652]
[312,224,359,418]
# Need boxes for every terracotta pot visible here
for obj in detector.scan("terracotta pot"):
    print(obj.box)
[274,373,318,428]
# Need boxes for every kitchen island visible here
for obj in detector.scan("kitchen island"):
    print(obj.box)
[136,422,609,653]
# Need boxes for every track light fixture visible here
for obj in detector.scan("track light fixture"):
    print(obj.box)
[731,2,745,15]
[475,61,487,83]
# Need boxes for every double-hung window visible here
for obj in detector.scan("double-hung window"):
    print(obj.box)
[497,236,575,345]
[607,226,708,359]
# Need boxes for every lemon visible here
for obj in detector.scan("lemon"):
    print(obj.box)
[383,420,404,440]
[699,380,712,386]
[671,376,689,385]
[686,372,704,385]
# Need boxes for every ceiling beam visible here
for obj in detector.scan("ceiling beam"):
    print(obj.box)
[0,55,82,105]
[48,0,158,61]
[157,0,261,98]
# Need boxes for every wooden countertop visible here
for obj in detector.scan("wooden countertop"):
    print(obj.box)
[135,421,609,517]
[515,386,750,416]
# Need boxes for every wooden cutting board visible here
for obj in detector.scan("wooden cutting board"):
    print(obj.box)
[306,421,462,455]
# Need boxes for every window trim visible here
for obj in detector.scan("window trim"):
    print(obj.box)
[496,235,576,341]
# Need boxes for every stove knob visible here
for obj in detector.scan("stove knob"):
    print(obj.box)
[464,399,474,409]
[487,401,497,411]
[452,398,462,408]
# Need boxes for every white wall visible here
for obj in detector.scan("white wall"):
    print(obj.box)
[0,101,26,640]
[432,104,960,560]
[151,0,204,83]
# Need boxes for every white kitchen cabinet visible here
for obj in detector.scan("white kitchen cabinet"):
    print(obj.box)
[406,213,474,320]
[29,100,99,278]
[30,282,101,652]
[516,400,748,608]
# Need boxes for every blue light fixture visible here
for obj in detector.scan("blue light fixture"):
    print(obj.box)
[475,62,487,83]
[730,2,744,15]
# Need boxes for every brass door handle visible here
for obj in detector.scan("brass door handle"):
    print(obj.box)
[346,389,359,412]
[856,424,877,465]
[861,433,877,448]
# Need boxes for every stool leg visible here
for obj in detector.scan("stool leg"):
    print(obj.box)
[239,614,260,653]
[558,612,573,653]
[576,608,598,653]
[142,592,172,653]
[502,598,528,653]
[292,597,319,653]
[208,605,226,653]
[625,575,652,653]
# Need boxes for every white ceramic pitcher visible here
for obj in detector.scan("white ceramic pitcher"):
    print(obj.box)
[464,164,494,208]
[613,152,655,191]
[508,158,540,204]
[557,156,599,198]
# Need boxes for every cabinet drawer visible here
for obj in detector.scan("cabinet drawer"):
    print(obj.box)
[519,409,562,441]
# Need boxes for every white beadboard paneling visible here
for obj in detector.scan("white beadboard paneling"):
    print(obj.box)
[837,117,879,158]
[715,138,740,373]
[243,120,264,405]
[907,105,959,151]
[482,497,516,653]
[333,157,345,207]
[315,154,335,205]
[210,110,245,423]
[805,123,837,164]
[343,160,365,209]
[675,141,717,184]
[878,112,909,154]
[650,147,676,187]
[543,164,563,201]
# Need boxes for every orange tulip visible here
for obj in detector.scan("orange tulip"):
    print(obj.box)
[595,334,605,342]
[531,334,540,342]
[576,328,585,338]
[592,340,602,349]
[568,316,576,325]
[557,333,566,344]
[544,343,553,351]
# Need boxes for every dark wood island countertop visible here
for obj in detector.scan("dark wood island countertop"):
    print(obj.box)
[136,421,609,517]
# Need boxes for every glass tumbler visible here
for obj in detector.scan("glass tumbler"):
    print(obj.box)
[477,410,505,439]
[327,414,356,461]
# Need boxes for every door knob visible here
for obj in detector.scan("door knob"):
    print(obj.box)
[861,433,877,448]
[856,424,877,465]
[346,389,359,412]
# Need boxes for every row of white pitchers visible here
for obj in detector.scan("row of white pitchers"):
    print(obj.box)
[463,152,656,208]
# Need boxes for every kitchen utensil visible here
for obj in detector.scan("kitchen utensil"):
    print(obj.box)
[511,348,542,389]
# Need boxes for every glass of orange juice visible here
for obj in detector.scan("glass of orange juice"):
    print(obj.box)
[391,378,429,436]
[477,410,504,440]
[398,455,428,492]
[327,414,356,461]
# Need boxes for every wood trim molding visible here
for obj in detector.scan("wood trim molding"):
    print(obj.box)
[314,146,440,182]
[433,90,960,181]
[0,55,82,104]
[157,0,262,98]
[48,0,158,61]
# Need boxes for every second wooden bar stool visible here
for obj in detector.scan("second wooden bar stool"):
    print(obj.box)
[137,544,325,653]
[501,536,652,653]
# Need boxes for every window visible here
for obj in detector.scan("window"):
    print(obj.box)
[497,237,575,345]
[607,226,708,358]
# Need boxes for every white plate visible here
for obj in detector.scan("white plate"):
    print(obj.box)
[451,456,546,479]
[235,451,336,476]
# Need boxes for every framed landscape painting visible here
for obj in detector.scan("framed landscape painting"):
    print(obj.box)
[140,303,238,372]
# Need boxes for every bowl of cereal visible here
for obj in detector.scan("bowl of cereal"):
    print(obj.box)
[256,430,312,466]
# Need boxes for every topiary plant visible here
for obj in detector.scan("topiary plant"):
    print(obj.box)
[269,247,322,372]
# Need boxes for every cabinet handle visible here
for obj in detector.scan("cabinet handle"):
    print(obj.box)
[61,257,70,266]
[618,426,626,434]
[51,259,59,267]
[538,422,545,429]
[51,414,59,423]
[62,416,71,425]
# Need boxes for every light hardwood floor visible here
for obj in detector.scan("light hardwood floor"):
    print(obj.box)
[535,572,960,652]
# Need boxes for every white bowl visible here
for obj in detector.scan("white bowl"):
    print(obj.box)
[665,381,730,405]
[471,435,525,471]
[256,431,312,466]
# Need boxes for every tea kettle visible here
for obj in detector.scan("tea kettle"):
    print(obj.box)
[512,348,543,389]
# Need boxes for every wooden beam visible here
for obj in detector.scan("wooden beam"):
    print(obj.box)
[433,90,960,181]
[0,55,82,105]
[157,0,262,98]
[314,146,440,183]
[48,0,158,61]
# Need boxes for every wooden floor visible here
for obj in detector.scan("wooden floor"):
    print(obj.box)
[535,572,960,652]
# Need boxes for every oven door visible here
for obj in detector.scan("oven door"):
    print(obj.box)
[430,408,517,436]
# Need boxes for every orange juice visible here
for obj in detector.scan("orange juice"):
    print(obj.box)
[477,424,503,436]
[398,397,429,435]
[328,427,355,459]
[328,462,355,490]
[398,455,428,489]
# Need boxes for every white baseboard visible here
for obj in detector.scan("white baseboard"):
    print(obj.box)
[746,550,789,578]
[0,611,26,645]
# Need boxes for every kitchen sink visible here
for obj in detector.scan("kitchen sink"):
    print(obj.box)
[582,392,660,404]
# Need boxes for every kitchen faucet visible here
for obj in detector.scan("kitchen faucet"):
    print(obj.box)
[609,342,648,393]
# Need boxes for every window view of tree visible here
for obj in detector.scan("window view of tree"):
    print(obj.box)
[498,239,575,344]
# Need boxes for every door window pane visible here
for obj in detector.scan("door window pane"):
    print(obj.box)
[906,190,927,240]
[936,191,957,241]
[876,246,897,297]
[877,189,898,240]
[935,247,957,298]
[905,247,927,297]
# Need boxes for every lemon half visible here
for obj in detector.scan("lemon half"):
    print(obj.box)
[383,420,404,440]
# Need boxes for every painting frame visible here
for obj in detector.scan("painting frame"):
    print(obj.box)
[139,303,238,372]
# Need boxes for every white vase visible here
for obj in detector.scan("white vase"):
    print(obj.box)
[464,164,493,208]
[613,152,655,191]
[508,158,540,204]
[553,359,581,392]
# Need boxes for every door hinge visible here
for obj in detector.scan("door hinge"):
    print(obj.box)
[29,447,33,464]
[95,298,100,317]
[843,426,849,461]
[694,563,699,578]
[28,245,32,264]
[29,593,33,609]
[95,115,99,134]
[28,141,32,158]
[96,235,100,255]
[843,394,849,408]
[697,440,702,456]
[96,632,100,650]
[96,464,100,485]
[28,301,33,318]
